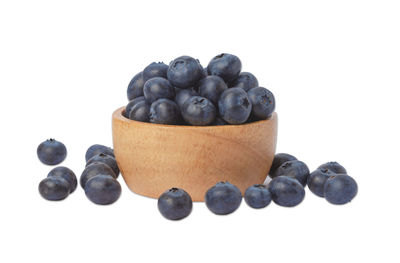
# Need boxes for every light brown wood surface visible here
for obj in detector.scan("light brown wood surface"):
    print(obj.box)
[112,106,278,201]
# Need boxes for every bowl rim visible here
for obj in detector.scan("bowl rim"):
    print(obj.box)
[113,106,277,129]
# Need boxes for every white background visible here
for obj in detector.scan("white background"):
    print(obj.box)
[1,0,399,262]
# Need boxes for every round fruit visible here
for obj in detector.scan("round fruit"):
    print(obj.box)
[269,153,297,178]
[269,176,305,207]
[207,53,242,82]
[274,160,310,187]
[324,174,358,205]
[38,177,70,201]
[143,77,175,104]
[86,153,119,177]
[158,188,193,220]
[247,87,275,120]
[167,56,204,88]
[244,184,272,209]
[143,62,168,82]
[307,168,336,197]
[205,182,242,215]
[128,101,150,122]
[85,144,114,162]
[47,166,77,193]
[149,98,181,125]
[85,175,121,205]
[218,88,252,124]
[37,139,67,165]
[197,75,228,105]
[125,96,145,118]
[229,72,258,91]
[127,71,145,100]
[318,162,347,174]
[80,163,117,189]
[181,96,216,126]
[175,88,198,108]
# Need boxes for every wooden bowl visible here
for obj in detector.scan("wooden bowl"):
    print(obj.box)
[112,107,278,201]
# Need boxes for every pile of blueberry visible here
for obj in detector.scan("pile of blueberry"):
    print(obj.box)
[158,154,358,220]
[125,53,275,125]
[37,140,121,205]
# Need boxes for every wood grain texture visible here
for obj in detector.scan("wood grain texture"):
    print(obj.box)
[112,107,278,201]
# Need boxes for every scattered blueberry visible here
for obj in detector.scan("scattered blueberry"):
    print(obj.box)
[181,96,216,126]
[175,88,198,108]
[218,88,252,124]
[143,77,175,104]
[128,100,150,122]
[274,160,310,187]
[85,144,114,162]
[269,176,305,207]
[86,153,120,177]
[127,71,145,100]
[244,184,272,209]
[167,56,204,88]
[205,182,242,215]
[143,62,168,82]
[307,168,337,197]
[197,75,228,105]
[149,98,181,125]
[39,177,70,201]
[125,96,145,118]
[207,53,242,82]
[47,166,77,193]
[80,163,117,189]
[247,87,275,120]
[318,162,347,174]
[158,188,193,220]
[269,153,297,178]
[85,175,121,205]
[229,72,258,91]
[37,139,67,165]
[324,174,357,205]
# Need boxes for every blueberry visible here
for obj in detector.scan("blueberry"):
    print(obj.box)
[127,71,145,100]
[86,153,120,177]
[274,160,310,187]
[247,87,275,120]
[124,96,145,118]
[324,174,358,205]
[318,162,347,174]
[218,88,252,124]
[229,72,258,91]
[181,96,216,126]
[47,166,77,193]
[80,163,117,189]
[205,182,242,215]
[269,153,297,178]
[269,176,305,207]
[307,168,337,197]
[244,184,272,209]
[143,62,168,82]
[157,188,193,220]
[37,139,67,165]
[175,88,198,108]
[207,53,242,82]
[167,56,203,88]
[85,175,121,205]
[197,75,228,105]
[85,144,114,162]
[212,117,229,126]
[149,98,181,125]
[38,177,70,201]
[128,101,150,122]
[143,77,175,104]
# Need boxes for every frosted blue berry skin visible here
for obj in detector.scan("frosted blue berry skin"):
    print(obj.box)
[158,188,193,220]
[143,62,168,82]
[247,87,275,120]
[86,153,120,177]
[47,166,77,193]
[324,174,358,205]
[37,139,67,165]
[229,72,258,91]
[207,53,242,82]
[167,56,204,89]
[197,75,228,105]
[143,77,175,104]
[244,184,272,209]
[124,96,145,118]
[128,101,150,122]
[85,175,121,205]
[175,88,198,108]
[269,176,305,207]
[127,71,145,100]
[181,96,216,126]
[318,162,347,174]
[218,88,252,125]
[307,168,337,197]
[80,163,117,189]
[205,182,242,215]
[39,177,70,201]
[274,160,310,187]
[269,153,297,178]
[149,98,181,125]
[85,144,114,162]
